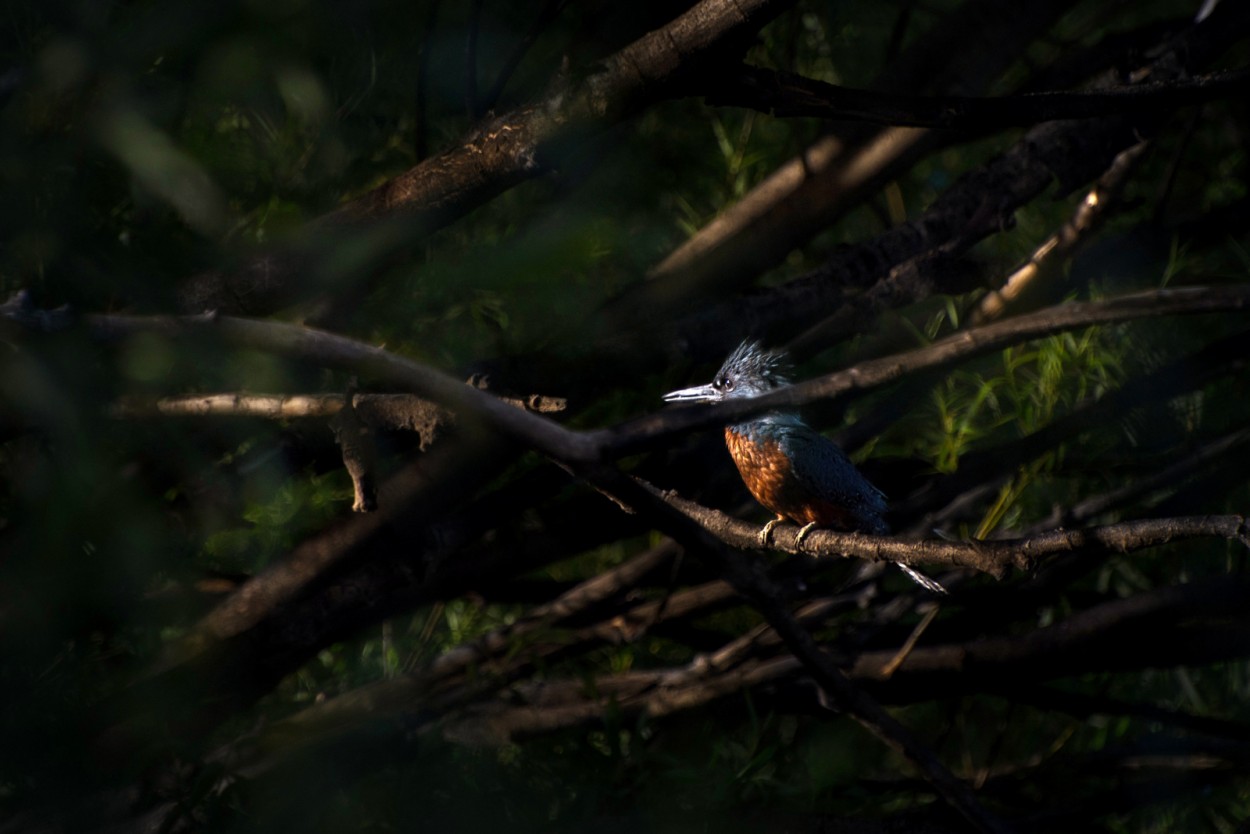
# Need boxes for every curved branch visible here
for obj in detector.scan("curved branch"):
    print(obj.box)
[83,311,598,461]
[6,285,1250,464]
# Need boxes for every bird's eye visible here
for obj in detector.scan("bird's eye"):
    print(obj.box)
[721,377,735,391]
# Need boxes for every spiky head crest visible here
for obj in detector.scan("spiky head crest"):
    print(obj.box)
[712,340,791,399]
[662,340,792,404]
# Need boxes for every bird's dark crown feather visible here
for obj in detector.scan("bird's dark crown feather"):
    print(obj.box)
[717,340,792,393]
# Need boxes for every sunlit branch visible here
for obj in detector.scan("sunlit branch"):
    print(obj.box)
[971,141,1149,323]
[7,286,1248,466]
[647,480,1249,579]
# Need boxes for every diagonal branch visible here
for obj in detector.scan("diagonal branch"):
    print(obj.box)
[970,141,1150,323]
[568,462,1016,834]
[607,0,1081,325]
[598,0,1250,372]
[178,0,797,314]
[606,285,1250,454]
[282,574,1250,754]
[160,434,514,659]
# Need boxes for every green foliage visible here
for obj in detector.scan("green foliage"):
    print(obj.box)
[202,465,352,574]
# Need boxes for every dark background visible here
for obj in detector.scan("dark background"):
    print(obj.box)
[1,0,1249,831]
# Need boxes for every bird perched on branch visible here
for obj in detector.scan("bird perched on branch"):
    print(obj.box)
[663,340,945,594]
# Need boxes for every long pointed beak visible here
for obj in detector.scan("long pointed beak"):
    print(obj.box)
[662,383,719,403]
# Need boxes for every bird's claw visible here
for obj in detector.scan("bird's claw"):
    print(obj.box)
[794,522,818,548]
[758,518,781,546]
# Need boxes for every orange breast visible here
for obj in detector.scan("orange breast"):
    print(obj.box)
[725,427,856,530]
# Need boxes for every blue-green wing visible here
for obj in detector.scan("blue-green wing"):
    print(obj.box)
[776,424,889,534]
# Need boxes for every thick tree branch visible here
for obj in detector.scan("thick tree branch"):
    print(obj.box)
[111,391,565,419]
[714,66,1250,128]
[608,285,1250,454]
[178,0,796,314]
[607,0,1080,324]
[574,0,1250,378]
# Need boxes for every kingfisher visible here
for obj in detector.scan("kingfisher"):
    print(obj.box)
[663,340,945,593]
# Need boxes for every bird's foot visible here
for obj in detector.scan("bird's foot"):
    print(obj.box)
[794,522,819,548]
[758,517,782,546]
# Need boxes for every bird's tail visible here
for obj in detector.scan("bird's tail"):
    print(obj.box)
[895,562,949,594]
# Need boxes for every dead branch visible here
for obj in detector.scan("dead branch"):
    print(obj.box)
[650,481,1248,578]
[110,390,565,421]
[7,286,1242,465]
[714,66,1250,128]
[608,285,1250,455]
[109,390,565,460]
[644,1,1250,367]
